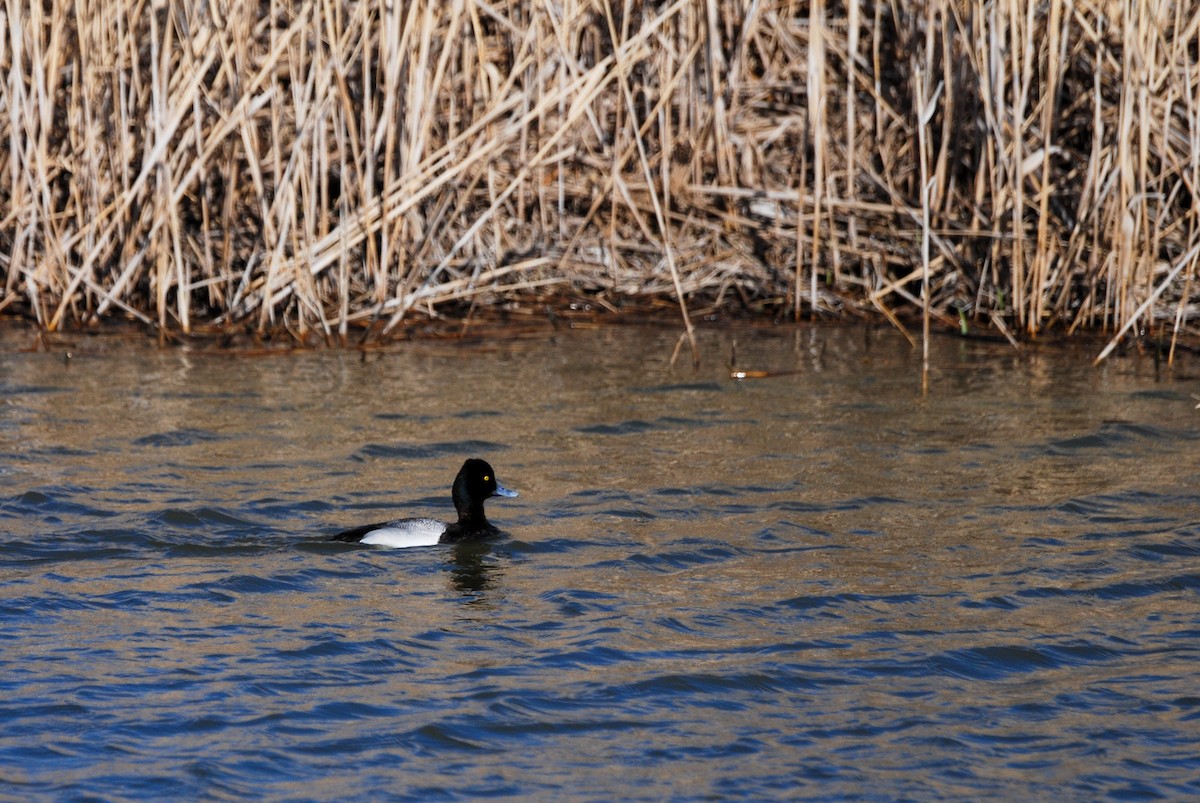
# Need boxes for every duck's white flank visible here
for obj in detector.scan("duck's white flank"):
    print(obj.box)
[359,519,448,549]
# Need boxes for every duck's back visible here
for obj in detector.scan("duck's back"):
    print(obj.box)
[332,518,448,548]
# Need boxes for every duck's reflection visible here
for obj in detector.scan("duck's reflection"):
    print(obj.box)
[448,539,503,602]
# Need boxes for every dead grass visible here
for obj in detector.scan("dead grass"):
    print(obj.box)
[2,0,1199,360]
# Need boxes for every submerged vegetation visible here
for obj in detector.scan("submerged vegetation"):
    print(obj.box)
[2,0,1199,357]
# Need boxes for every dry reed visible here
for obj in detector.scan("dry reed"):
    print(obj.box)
[2,0,1199,359]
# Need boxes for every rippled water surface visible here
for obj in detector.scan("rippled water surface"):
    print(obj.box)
[2,323,1200,800]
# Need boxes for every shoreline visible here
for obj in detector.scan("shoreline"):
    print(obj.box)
[2,300,1184,367]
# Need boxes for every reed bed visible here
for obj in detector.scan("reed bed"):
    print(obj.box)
[2,0,1199,357]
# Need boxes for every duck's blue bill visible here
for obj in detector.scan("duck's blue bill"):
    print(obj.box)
[494,481,519,498]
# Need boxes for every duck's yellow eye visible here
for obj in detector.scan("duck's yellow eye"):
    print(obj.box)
[483,475,490,481]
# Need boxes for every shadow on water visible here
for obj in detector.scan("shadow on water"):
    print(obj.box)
[2,325,1200,799]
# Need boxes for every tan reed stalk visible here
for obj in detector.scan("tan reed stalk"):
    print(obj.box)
[807,0,826,319]
[1030,0,1062,331]
[916,6,938,389]
[844,0,860,254]
[1169,18,1200,364]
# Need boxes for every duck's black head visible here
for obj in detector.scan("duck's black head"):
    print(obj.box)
[452,458,519,523]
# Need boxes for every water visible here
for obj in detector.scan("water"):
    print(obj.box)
[2,324,1199,800]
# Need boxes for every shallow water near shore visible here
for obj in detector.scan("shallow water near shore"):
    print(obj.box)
[2,323,1199,800]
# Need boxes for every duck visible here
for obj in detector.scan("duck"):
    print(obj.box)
[331,458,518,548]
